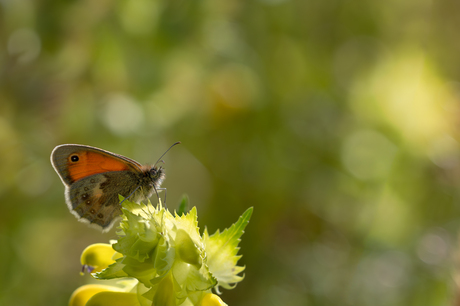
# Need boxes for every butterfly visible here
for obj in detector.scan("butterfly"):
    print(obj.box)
[51,142,180,231]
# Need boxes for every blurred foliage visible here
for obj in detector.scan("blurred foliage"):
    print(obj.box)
[1,0,460,305]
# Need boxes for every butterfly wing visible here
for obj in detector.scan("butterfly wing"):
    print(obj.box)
[51,144,144,231]
[67,171,142,230]
[51,144,143,185]
[66,173,121,229]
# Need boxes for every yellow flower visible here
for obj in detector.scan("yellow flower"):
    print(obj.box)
[69,284,135,306]
[198,293,228,306]
[80,243,121,274]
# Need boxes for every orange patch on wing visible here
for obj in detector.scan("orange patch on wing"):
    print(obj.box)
[67,151,132,182]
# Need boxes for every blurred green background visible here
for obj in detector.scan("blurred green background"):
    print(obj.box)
[1,0,460,305]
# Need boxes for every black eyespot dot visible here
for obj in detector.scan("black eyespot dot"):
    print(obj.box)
[86,200,91,205]
[90,209,96,214]
[70,155,79,162]
[82,194,88,199]
[97,213,104,219]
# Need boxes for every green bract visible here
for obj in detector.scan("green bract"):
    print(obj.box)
[71,197,252,306]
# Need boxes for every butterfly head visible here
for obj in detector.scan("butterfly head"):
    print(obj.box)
[148,141,180,188]
[149,166,165,187]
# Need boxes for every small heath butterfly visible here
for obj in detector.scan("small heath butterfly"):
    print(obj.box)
[51,142,180,231]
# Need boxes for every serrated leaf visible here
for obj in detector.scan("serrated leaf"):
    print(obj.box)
[203,207,253,289]
[120,256,157,287]
[173,207,202,246]
[144,272,187,306]
[94,258,129,280]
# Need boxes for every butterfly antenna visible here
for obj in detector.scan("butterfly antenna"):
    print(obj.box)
[154,141,181,167]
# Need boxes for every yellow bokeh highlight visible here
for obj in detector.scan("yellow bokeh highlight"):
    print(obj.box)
[350,48,458,153]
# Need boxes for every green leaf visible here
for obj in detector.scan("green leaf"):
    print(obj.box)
[169,207,217,292]
[177,194,189,216]
[172,260,217,292]
[94,258,129,280]
[176,229,202,267]
[113,212,158,262]
[120,256,157,287]
[203,207,253,291]
[152,235,174,276]
[172,207,202,248]
[144,272,187,306]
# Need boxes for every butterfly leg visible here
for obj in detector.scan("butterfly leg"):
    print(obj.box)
[154,187,167,208]
[158,187,167,203]
[119,185,141,206]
